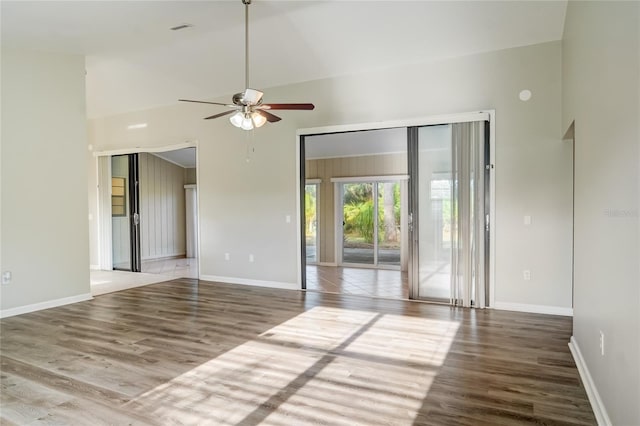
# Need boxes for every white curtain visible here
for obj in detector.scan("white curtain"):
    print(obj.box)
[450,121,487,308]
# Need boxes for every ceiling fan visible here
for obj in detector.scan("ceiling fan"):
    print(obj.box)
[179,0,315,130]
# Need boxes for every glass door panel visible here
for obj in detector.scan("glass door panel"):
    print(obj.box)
[111,155,131,271]
[417,125,453,301]
[342,183,374,264]
[305,184,318,264]
[111,154,141,272]
[377,182,401,266]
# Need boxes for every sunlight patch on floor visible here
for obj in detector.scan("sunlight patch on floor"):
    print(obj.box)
[125,306,460,425]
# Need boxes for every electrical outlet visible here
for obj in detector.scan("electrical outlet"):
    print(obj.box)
[599,331,605,356]
[249,254,254,263]
[2,271,11,285]
[224,253,230,261]
[523,270,531,281]
[285,215,291,223]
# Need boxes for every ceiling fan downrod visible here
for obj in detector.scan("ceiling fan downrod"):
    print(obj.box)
[243,0,251,91]
[178,0,315,129]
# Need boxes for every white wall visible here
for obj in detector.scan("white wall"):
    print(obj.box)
[562,2,640,424]
[1,48,89,313]
[139,153,186,260]
[89,41,572,308]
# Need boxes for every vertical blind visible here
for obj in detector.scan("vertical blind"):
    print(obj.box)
[450,121,487,308]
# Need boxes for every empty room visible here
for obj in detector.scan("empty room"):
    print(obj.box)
[1,1,638,425]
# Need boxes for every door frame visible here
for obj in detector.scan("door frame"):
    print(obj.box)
[94,141,200,277]
[128,153,141,272]
[296,111,495,306]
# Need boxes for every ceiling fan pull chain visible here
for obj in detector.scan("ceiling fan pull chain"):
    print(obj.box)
[245,126,255,163]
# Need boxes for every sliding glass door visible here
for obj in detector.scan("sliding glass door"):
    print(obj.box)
[377,182,402,266]
[416,125,454,301]
[342,182,375,265]
[305,183,319,264]
[408,122,489,306]
[111,154,141,272]
[339,179,403,268]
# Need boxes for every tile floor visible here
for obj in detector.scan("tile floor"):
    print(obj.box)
[306,265,408,299]
[90,270,176,296]
[91,257,198,296]
[141,257,198,279]
[98,260,406,300]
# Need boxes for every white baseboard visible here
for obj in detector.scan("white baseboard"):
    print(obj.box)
[90,264,101,270]
[199,275,299,291]
[0,293,93,319]
[315,262,338,267]
[493,301,573,316]
[569,336,611,426]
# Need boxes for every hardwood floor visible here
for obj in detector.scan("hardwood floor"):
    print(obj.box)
[0,279,595,425]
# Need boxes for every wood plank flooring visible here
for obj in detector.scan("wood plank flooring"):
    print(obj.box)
[0,279,595,425]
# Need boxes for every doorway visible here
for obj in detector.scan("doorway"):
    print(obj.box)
[299,113,495,307]
[96,146,199,294]
[137,148,198,279]
[300,128,410,299]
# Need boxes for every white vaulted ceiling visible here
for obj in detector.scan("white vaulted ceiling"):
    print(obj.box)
[1,1,567,119]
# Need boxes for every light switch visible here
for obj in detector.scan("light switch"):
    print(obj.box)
[524,215,532,226]
[285,215,291,223]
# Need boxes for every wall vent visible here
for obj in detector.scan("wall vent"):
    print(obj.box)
[170,24,193,31]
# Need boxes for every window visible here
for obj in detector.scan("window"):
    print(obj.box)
[112,177,127,217]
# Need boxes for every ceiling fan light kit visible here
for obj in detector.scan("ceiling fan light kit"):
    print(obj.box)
[179,0,314,130]
[230,110,266,130]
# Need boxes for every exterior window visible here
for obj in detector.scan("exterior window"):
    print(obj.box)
[112,177,127,217]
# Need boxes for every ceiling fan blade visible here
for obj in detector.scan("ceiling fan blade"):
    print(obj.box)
[257,110,282,123]
[243,89,264,105]
[204,110,236,120]
[179,99,232,107]
[261,103,315,110]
